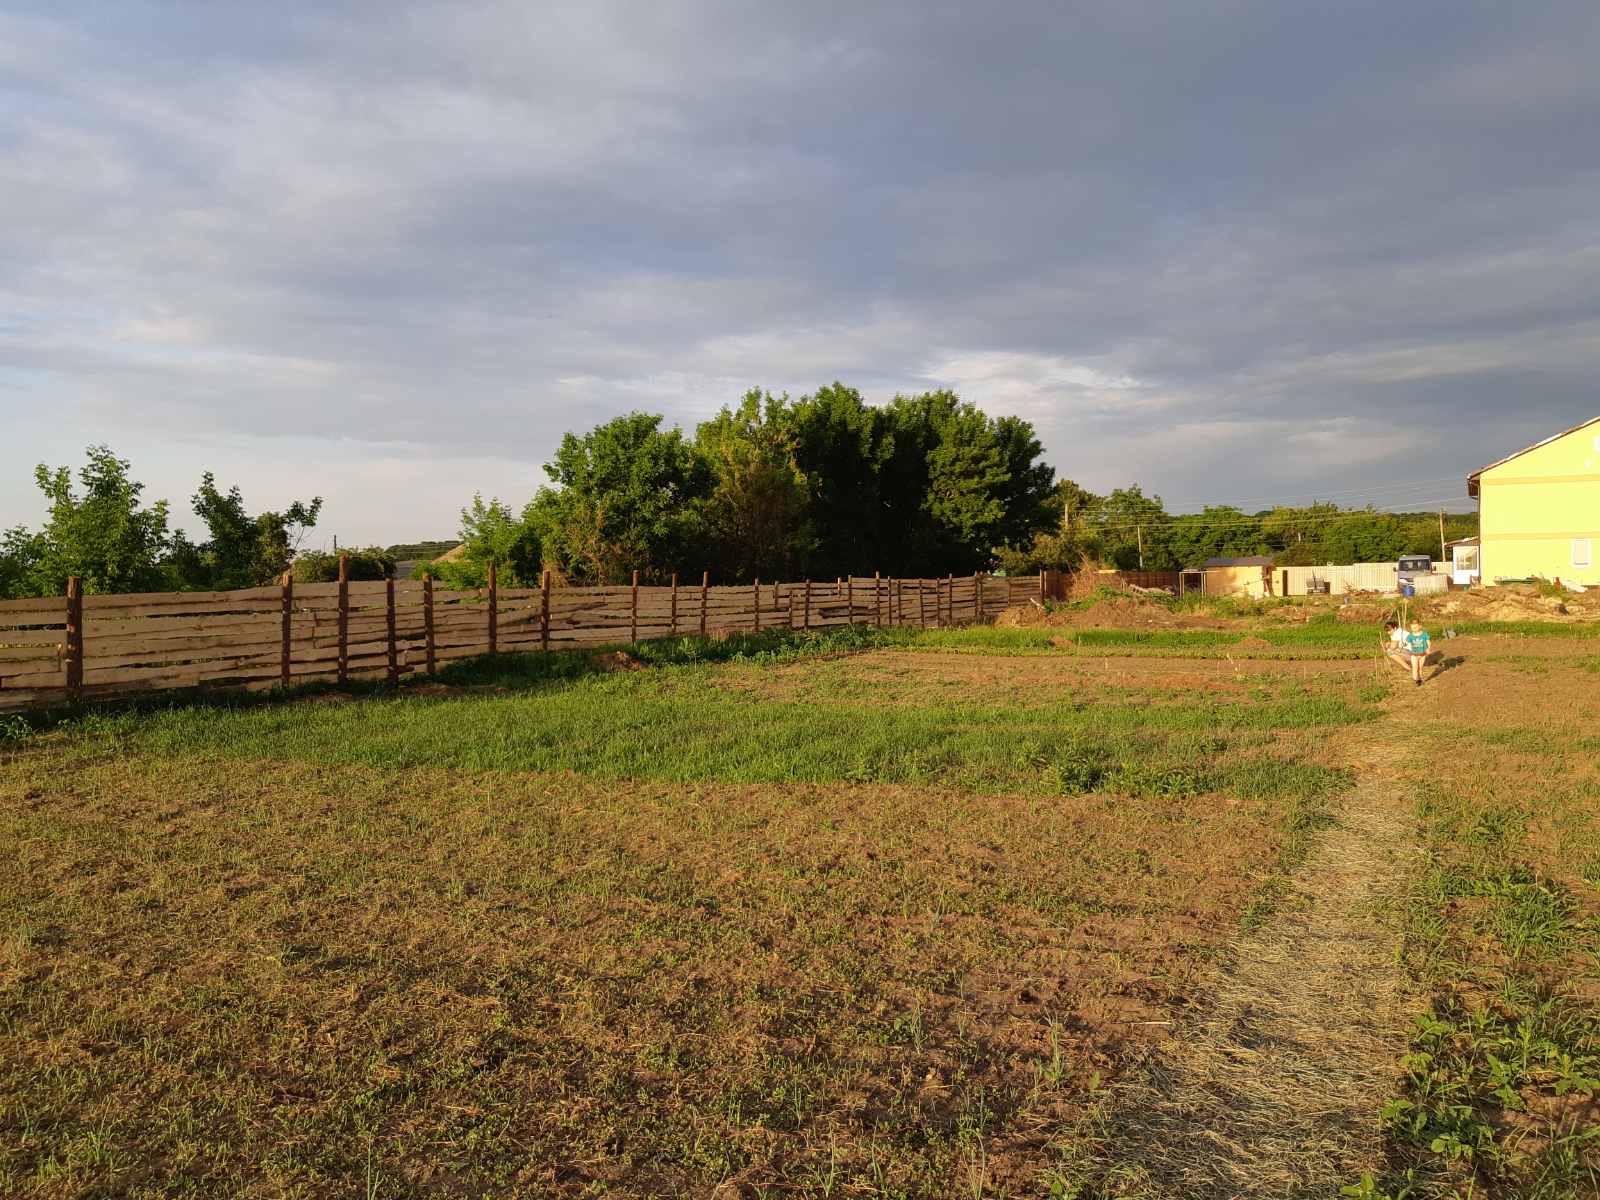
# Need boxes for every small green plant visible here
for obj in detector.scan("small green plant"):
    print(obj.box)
[0,713,32,745]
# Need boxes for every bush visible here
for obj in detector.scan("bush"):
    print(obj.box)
[292,548,395,583]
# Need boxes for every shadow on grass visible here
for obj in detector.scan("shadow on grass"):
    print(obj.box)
[3,625,900,740]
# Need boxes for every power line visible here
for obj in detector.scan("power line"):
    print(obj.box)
[1158,473,1473,514]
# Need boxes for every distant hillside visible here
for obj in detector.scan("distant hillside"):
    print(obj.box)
[385,540,458,561]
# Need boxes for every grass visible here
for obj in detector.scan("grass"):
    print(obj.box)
[0,631,1373,1198]
[1354,675,1600,1197]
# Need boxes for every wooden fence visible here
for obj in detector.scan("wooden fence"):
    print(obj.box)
[0,566,1041,713]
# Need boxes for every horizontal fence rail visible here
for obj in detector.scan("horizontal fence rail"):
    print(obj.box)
[0,568,1041,712]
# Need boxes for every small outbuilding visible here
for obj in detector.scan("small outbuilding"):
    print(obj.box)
[1199,556,1275,598]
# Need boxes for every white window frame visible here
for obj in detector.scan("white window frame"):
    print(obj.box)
[1574,538,1593,570]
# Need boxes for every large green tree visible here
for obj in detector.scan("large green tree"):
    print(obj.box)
[526,412,713,584]
[16,446,172,595]
[167,473,322,590]
[696,390,814,581]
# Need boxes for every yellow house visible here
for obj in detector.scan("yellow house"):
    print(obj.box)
[1468,415,1600,586]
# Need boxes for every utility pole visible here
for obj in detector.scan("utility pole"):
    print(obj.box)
[1438,510,1447,565]
[1137,524,1144,570]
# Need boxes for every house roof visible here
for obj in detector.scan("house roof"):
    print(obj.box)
[1467,414,1600,497]
[1202,555,1275,568]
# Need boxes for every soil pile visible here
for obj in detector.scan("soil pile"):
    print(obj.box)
[1428,584,1600,624]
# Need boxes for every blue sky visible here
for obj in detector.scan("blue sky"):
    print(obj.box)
[4,1,1598,545]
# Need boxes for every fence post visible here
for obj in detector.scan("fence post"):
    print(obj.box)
[670,572,678,636]
[753,578,761,631]
[803,579,811,630]
[540,569,550,653]
[631,569,639,643]
[385,576,398,684]
[280,571,292,689]
[846,575,853,625]
[424,575,436,673]
[973,572,981,622]
[65,575,83,701]
[487,561,498,656]
[700,571,709,637]
[918,578,927,628]
[947,573,955,624]
[337,554,349,684]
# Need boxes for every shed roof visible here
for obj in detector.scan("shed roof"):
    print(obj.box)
[1466,414,1600,497]
[1202,556,1275,567]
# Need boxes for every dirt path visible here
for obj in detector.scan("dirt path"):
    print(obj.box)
[1087,713,1423,1197]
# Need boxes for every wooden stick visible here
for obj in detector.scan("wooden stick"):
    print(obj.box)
[918,578,927,628]
[803,578,811,630]
[280,571,292,688]
[630,569,639,643]
[670,572,678,636]
[846,575,854,624]
[337,554,349,684]
[424,575,436,672]
[973,571,981,622]
[754,577,761,631]
[488,561,498,655]
[540,569,550,653]
[385,576,398,683]
[947,573,954,625]
[700,571,709,637]
[873,571,881,627]
[65,576,83,701]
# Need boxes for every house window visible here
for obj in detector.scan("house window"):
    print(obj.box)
[1575,539,1593,569]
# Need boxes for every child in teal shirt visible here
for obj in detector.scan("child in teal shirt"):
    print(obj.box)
[1404,621,1431,686]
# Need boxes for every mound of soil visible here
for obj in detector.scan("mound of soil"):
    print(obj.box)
[596,650,647,671]
[1428,584,1599,624]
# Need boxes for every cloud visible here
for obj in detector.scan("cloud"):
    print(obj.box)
[3,0,1599,540]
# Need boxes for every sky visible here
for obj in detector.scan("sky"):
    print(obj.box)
[3,1,1598,547]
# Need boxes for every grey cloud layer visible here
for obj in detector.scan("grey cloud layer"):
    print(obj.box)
[3,0,1599,536]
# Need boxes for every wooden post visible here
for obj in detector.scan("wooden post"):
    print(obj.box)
[699,571,709,637]
[918,578,927,628]
[754,578,761,631]
[337,554,349,684]
[424,575,436,673]
[946,573,954,625]
[1040,570,1047,602]
[973,572,981,622]
[65,575,83,701]
[539,569,550,653]
[803,579,811,630]
[670,572,679,636]
[487,561,498,655]
[385,576,398,684]
[1438,510,1447,565]
[846,575,854,625]
[873,572,881,627]
[280,571,293,688]
[630,569,639,643]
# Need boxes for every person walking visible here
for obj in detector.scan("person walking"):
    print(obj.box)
[1404,620,1431,686]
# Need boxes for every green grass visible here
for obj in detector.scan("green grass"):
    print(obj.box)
[68,661,1370,801]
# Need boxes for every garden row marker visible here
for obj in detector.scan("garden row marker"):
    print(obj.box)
[700,571,709,636]
[385,577,398,684]
[280,571,292,688]
[488,561,498,656]
[65,575,83,701]
[630,569,639,643]
[425,575,437,672]
[670,572,678,636]
[539,570,550,653]
[337,553,349,684]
